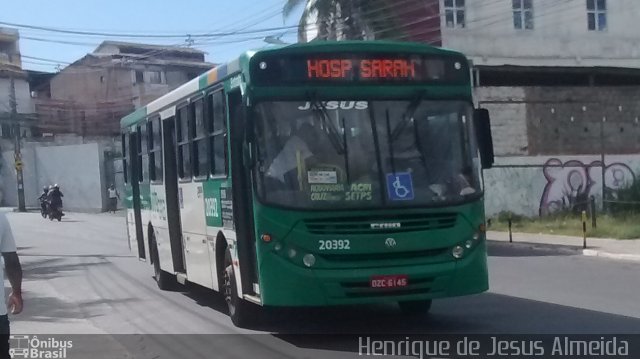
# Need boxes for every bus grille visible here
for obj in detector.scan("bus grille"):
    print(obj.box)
[304,213,457,235]
[320,248,449,263]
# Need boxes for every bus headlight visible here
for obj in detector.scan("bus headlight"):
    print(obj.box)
[274,243,282,251]
[303,254,316,267]
[452,245,465,259]
[288,248,297,259]
[465,240,474,249]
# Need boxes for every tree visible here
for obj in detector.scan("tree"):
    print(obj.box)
[283,0,398,42]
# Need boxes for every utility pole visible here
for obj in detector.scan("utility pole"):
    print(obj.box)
[9,71,26,212]
[600,116,606,214]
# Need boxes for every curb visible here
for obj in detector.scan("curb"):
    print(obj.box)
[582,249,640,263]
[487,239,640,262]
[489,240,640,262]
[488,240,582,255]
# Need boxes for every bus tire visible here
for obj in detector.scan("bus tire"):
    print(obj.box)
[222,249,254,328]
[151,235,174,290]
[398,299,432,316]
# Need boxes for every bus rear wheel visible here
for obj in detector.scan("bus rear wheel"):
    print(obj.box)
[398,299,432,316]
[222,249,254,328]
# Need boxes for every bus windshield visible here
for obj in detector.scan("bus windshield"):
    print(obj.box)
[254,100,481,209]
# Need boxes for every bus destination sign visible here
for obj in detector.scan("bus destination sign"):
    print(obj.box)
[307,58,422,80]
[251,53,468,86]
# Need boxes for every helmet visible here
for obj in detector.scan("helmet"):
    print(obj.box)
[54,183,59,189]
[49,185,54,190]
[43,186,48,191]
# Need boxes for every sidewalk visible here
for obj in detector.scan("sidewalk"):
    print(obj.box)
[488,230,640,262]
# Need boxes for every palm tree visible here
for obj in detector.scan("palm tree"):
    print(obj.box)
[284,0,398,42]
[284,0,336,41]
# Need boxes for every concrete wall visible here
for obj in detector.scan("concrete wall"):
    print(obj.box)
[0,77,34,114]
[50,62,209,107]
[476,86,640,156]
[132,67,209,107]
[442,0,640,68]
[475,87,529,156]
[44,60,211,135]
[50,66,133,104]
[43,64,134,136]
[0,135,121,153]
[484,154,640,218]
[0,143,107,212]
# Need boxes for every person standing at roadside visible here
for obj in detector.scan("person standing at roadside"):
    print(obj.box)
[0,211,24,357]
[108,184,120,213]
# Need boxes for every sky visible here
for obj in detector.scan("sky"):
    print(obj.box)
[2,0,304,72]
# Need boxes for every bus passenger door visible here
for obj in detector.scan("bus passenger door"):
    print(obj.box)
[128,132,145,260]
[228,91,259,295]
[163,117,186,273]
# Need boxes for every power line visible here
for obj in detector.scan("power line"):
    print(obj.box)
[21,55,72,65]
[0,20,299,39]
[11,0,417,67]
[20,35,101,47]
[15,1,598,77]
[3,2,489,73]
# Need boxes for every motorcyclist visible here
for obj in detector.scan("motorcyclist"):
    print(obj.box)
[37,186,49,217]
[47,184,64,217]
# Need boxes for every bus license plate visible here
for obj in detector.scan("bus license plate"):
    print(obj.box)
[370,275,408,288]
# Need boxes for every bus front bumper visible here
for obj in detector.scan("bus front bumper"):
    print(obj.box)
[258,241,488,307]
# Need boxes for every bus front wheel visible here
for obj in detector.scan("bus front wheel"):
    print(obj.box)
[222,249,254,328]
[151,236,174,290]
[398,299,432,317]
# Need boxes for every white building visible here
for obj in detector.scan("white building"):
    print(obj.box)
[440,0,640,69]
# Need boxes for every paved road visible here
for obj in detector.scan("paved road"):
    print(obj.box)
[6,212,640,358]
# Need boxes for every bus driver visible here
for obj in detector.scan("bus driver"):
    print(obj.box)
[266,122,321,186]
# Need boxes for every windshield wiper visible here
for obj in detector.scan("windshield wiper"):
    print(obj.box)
[341,117,351,183]
[310,99,346,154]
[390,91,426,142]
[385,109,396,174]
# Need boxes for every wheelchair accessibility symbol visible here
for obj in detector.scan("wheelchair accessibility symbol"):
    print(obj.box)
[386,172,414,201]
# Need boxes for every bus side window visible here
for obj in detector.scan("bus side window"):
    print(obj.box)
[209,91,227,176]
[191,98,208,177]
[149,117,163,182]
[137,124,147,183]
[177,105,192,179]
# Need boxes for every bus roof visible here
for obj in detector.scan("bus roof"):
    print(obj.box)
[120,40,465,129]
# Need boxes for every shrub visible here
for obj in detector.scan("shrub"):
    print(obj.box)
[608,178,640,215]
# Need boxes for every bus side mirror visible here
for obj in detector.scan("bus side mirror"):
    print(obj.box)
[474,108,494,169]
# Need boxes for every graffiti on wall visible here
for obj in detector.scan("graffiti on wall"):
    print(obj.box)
[539,158,636,216]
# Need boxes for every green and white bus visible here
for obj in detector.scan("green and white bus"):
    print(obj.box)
[121,41,494,327]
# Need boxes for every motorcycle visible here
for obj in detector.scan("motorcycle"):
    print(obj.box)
[48,203,64,222]
[39,198,48,218]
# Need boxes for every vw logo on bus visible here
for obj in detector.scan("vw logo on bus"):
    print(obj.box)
[384,238,397,248]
